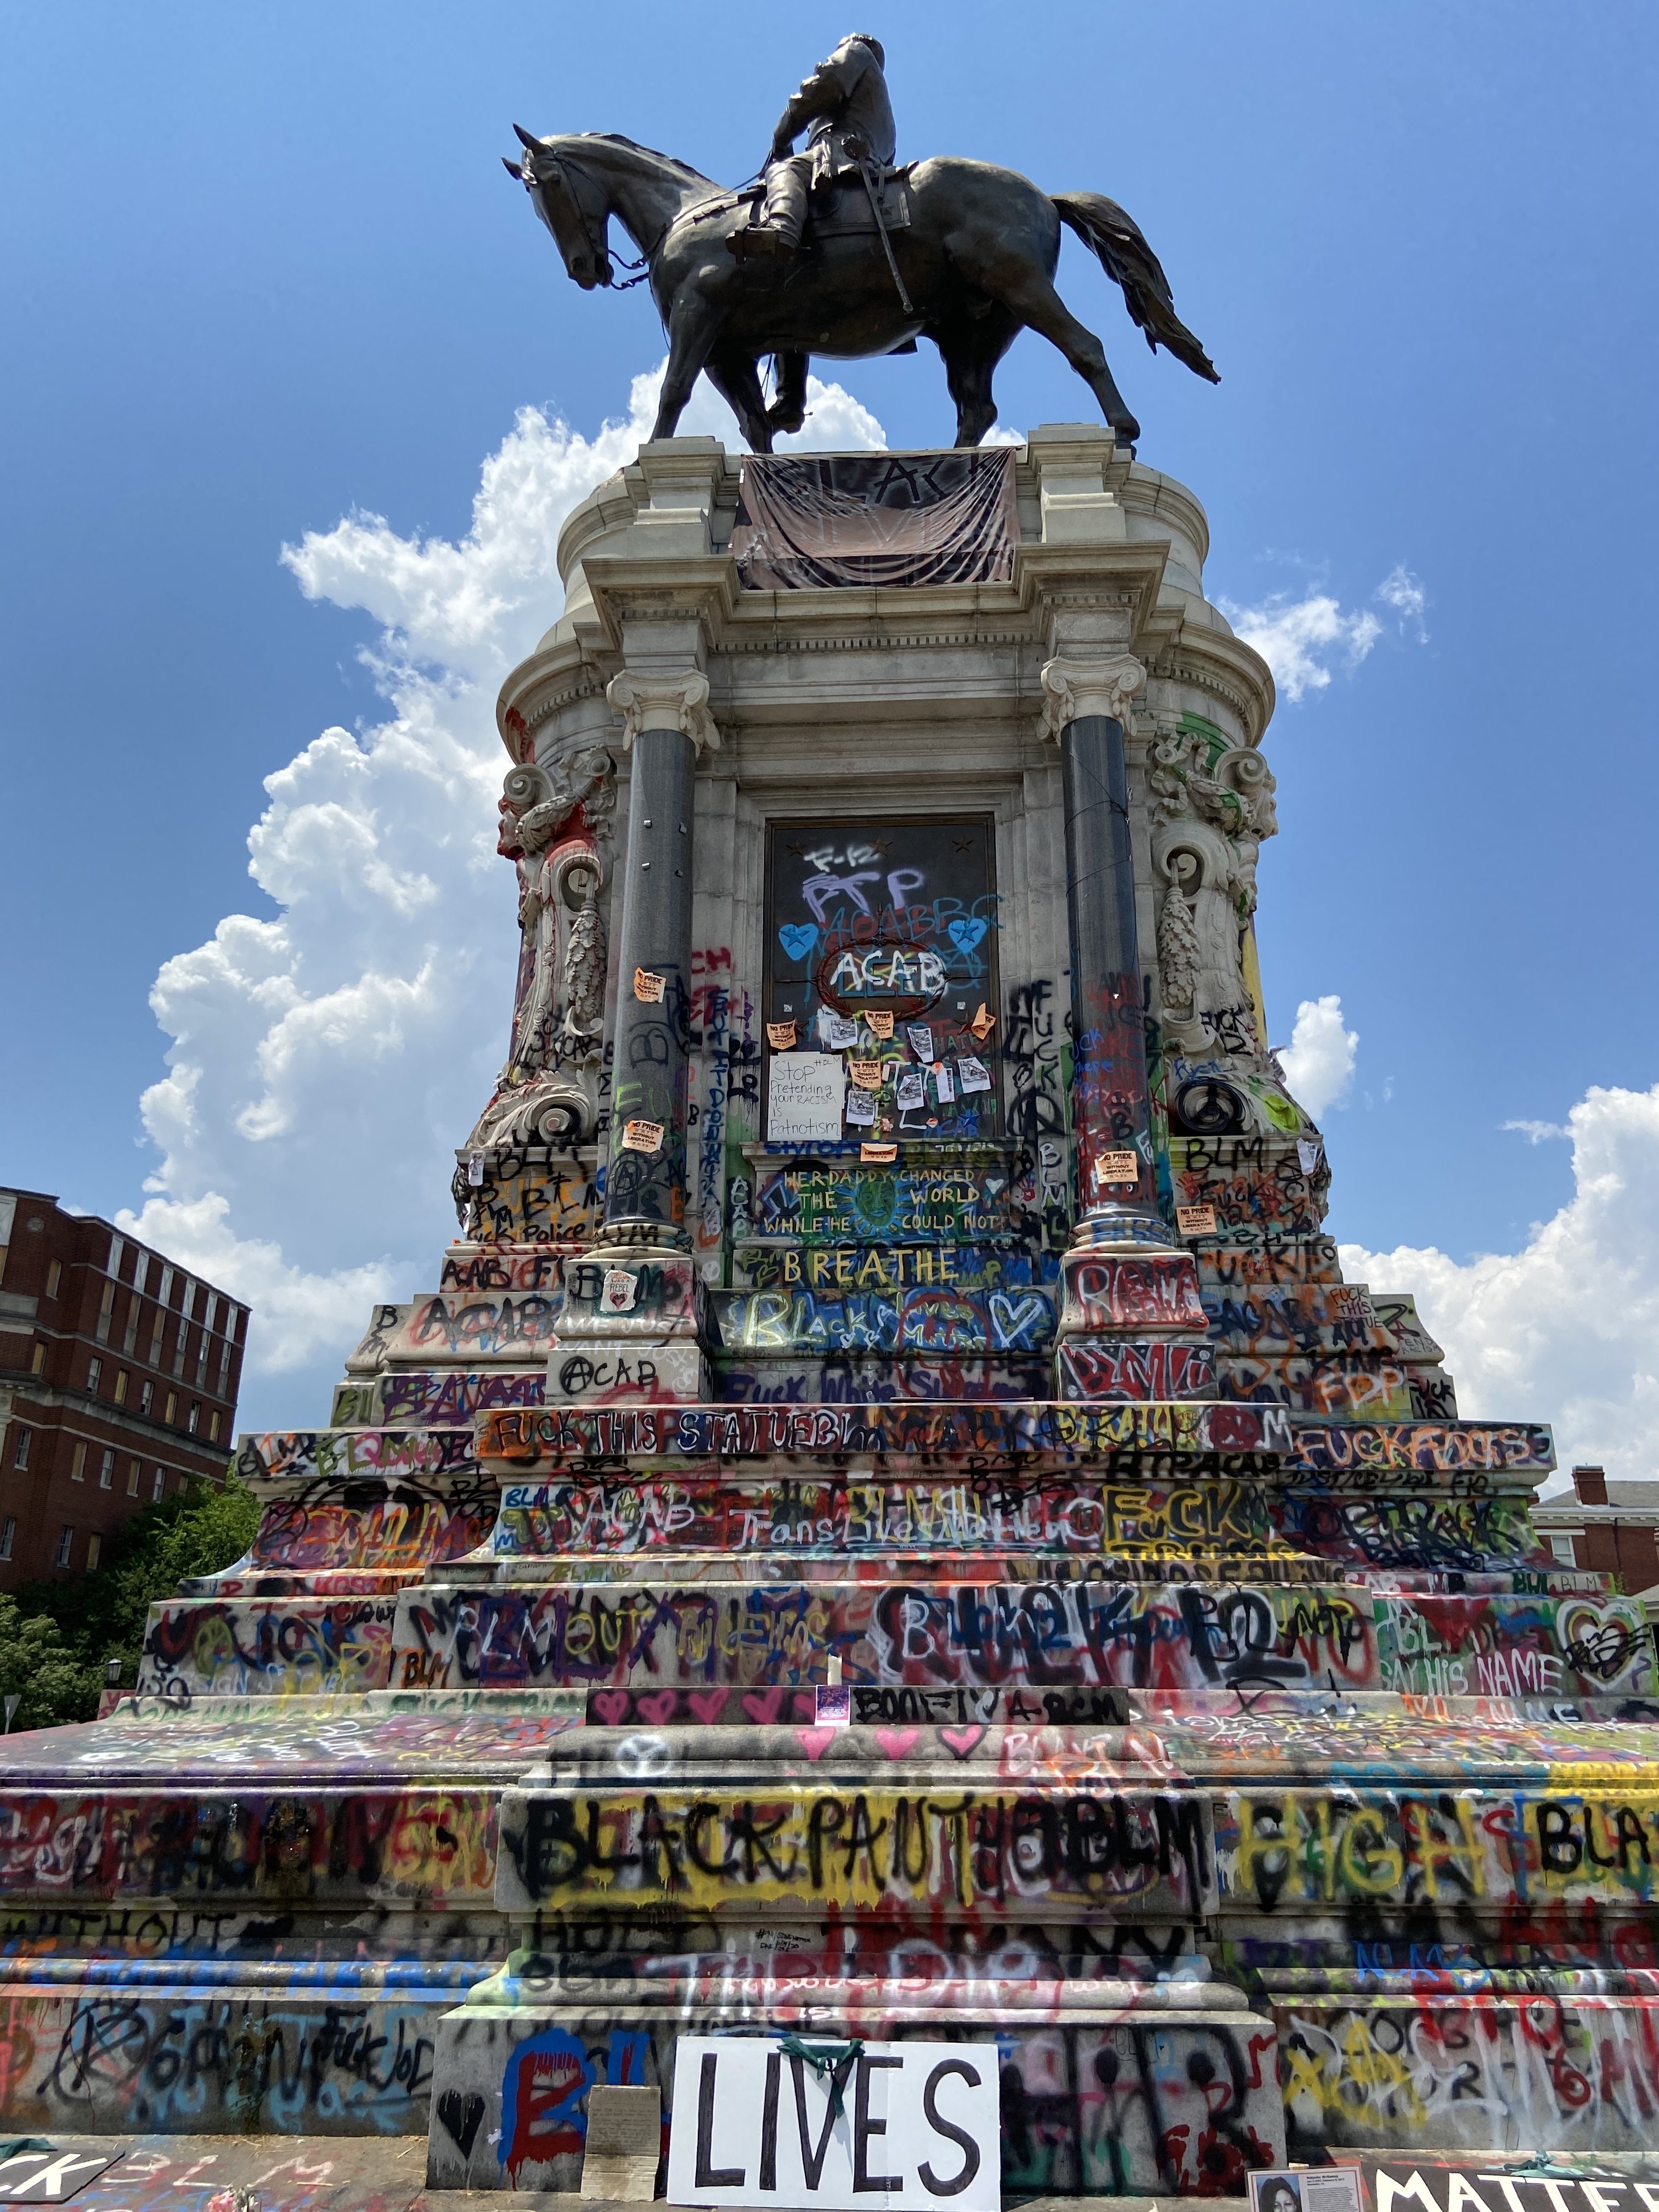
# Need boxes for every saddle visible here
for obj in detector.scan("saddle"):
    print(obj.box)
[676,166,914,253]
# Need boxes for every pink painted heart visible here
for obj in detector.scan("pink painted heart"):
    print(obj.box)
[940,1726,986,1759]
[795,1728,837,1760]
[592,1690,629,1726]
[876,1726,920,1759]
[688,1691,728,1726]
[743,1690,785,1724]
[636,1691,679,1725]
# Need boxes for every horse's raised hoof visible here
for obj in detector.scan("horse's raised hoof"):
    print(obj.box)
[766,402,806,435]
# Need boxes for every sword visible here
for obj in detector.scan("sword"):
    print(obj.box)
[856,157,914,316]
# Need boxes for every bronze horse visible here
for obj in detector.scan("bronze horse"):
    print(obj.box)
[505,131,1217,450]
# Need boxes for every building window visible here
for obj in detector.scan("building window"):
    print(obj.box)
[13,1429,30,1471]
[122,1299,139,1355]
[96,1282,115,1342]
[158,1266,174,1306]
[208,1410,221,1443]
[1549,1534,1579,1566]
[30,1344,44,1376]
[148,1310,165,1366]
[0,1519,12,1560]
[218,1342,233,1397]
[107,1234,123,1279]
[151,1467,166,1502]
[87,1357,102,1393]
[99,1450,114,1490]
[126,1460,139,1497]
[45,1260,61,1299]
[114,1369,128,1405]
[164,1392,177,1426]
[86,1532,101,1568]
[132,1252,149,1296]
[140,1380,154,1416]
[54,1526,72,1569]
[70,1442,87,1482]
[203,1294,219,1334]
[187,1403,200,1436]
[172,1327,188,1380]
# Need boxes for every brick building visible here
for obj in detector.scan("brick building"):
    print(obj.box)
[0,1188,248,1589]
[1532,1463,1659,1595]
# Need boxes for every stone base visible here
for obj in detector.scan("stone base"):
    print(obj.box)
[1056,1338,1216,1400]
[546,1336,708,1404]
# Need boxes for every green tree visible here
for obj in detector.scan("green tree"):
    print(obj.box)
[4,1475,260,1727]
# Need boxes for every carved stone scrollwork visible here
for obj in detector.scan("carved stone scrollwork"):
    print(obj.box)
[606,668,720,755]
[1038,654,1147,739]
[462,744,617,1155]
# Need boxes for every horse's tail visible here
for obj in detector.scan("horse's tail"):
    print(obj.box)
[1053,192,1219,384]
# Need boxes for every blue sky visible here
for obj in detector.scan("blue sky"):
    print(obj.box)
[3,3,1657,1460]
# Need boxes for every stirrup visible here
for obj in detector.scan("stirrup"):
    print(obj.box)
[729,225,794,263]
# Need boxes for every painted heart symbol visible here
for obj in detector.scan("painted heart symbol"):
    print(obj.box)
[688,1690,728,1725]
[743,1689,785,1723]
[876,1726,920,1759]
[940,1725,986,1758]
[438,2088,486,2160]
[795,1727,837,1761]
[591,1690,630,1726]
[948,917,988,955]
[637,1691,679,1724]
[778,923,817,962]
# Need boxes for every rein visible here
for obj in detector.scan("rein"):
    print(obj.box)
[524,151,661,291]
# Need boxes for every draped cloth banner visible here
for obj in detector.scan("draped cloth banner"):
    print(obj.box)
[732,452,1018,590]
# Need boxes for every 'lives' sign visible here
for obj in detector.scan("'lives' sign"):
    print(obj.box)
[665,2038,1000,2212]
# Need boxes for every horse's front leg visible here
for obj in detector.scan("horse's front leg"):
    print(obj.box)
[704,352,775,453]
[652,286,726,439]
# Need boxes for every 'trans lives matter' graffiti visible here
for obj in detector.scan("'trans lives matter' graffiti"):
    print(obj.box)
[766,817,1002,1141]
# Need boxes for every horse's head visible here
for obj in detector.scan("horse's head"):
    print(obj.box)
[505,126,613,290]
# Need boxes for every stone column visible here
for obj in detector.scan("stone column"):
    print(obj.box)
[549,668,718,1406]
[1041,657,1212,1402]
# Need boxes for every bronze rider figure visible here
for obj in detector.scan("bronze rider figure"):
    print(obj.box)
[732,32,896,265]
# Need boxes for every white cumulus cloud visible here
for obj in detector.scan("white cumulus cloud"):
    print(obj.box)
[1277,994,1358,1119]
[1220,565,1428,702]
[138,360,887,1425]
[1342,1082,1659,1480]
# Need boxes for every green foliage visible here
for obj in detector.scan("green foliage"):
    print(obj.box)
[2,1476,259,1733]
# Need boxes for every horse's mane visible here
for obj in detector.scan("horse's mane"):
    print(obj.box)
[578,133,718,188]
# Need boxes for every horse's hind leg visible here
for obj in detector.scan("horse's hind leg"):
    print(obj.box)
[932,306,1019,447]
[704,351,775,453]
[976,267,1141,443]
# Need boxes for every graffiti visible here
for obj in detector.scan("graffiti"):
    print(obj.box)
[1379,1594,1655,1700]
[1217,1788,1659,1910]
[1286,1424,1555,1476]
[377,1370,545,1425]
[752,1162,1015,1245]
[477,1399,1291,1467]
[713,1284,1058,1356]
[0,1788,495,1905]
[452,1145,603,1245]
[1057,1341,1216,1401]
[1220,1355,1415,1421]
[439,1249,564,1294]
[718,1356,1054,1404]
[137,1598,399,1699]
[1203,1284,1390,1357]
[496,1785,1213,1915]
[1065,1254,1208,1333]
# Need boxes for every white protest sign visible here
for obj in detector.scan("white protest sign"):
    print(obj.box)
[769,1053,847,1142]
[667,2038,999,2212]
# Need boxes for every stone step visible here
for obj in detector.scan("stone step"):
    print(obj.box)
[425,2002,1288,2195]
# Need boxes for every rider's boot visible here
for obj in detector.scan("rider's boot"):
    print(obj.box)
[731,159,808,265]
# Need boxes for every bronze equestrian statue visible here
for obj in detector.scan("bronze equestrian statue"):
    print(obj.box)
[505,32,1217,450]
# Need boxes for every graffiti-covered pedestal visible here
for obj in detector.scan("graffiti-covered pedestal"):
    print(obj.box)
[4,432,1656,2191]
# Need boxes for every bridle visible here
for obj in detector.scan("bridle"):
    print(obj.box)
[520,149,653,290]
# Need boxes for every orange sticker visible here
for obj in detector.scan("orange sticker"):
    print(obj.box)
[766,1020,798,1051]
[1177,1204,1218,1236]
[866,1011,895,1040]
[622,1118,664,1154]
[860,1142,898,1164]
[1095,1149,1141,1186]
[848,1059,884,1092]
[633,968,665,1003]
[969,1003,996,1041]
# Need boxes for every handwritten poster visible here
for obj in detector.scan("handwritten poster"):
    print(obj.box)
[768,1053,846,1141]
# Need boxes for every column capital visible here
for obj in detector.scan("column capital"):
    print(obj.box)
[606,668,720,756]
[1039,654,1147,741]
